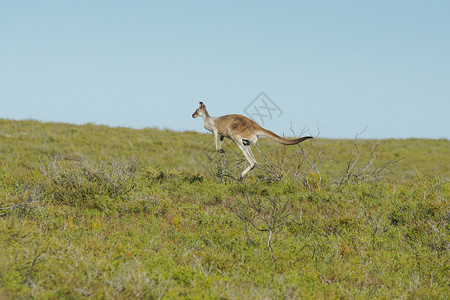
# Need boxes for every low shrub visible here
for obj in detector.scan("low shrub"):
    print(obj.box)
[40,155,138,209]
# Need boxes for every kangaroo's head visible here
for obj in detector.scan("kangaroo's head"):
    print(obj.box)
[192,101,208,118]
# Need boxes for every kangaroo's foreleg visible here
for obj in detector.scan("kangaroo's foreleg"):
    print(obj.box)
[213,130,225,153]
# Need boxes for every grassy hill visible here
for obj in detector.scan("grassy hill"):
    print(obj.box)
[0,119,449,299]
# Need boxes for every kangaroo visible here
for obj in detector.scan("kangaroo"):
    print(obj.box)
[192,101,312,179]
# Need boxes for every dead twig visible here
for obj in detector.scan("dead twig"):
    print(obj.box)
[21,242,45,285]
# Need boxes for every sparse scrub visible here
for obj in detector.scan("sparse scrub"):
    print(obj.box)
[0,119,449,299]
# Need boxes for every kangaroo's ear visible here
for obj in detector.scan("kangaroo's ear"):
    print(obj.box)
[199,101,205,107]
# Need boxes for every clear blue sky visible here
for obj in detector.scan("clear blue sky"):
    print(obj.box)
[1,1,449,139]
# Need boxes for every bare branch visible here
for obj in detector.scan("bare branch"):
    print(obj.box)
[228,197,294,250]
[335,130,398,187]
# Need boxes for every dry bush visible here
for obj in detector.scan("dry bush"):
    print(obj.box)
[40,155,138,208]
[228,196,294,250]
[251,129,398,189]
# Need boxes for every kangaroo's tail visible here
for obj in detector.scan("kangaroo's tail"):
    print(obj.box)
[258,128,313,145]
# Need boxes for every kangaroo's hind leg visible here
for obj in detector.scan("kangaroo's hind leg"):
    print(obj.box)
[234,139,257,180]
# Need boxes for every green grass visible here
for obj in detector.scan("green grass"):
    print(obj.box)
[0,119,449,299]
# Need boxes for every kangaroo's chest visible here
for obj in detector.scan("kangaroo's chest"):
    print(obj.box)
[203,118,216,133]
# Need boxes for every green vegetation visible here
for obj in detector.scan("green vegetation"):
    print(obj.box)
[1,119,449,299]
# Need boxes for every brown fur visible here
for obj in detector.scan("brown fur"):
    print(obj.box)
[192,101,312,179]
